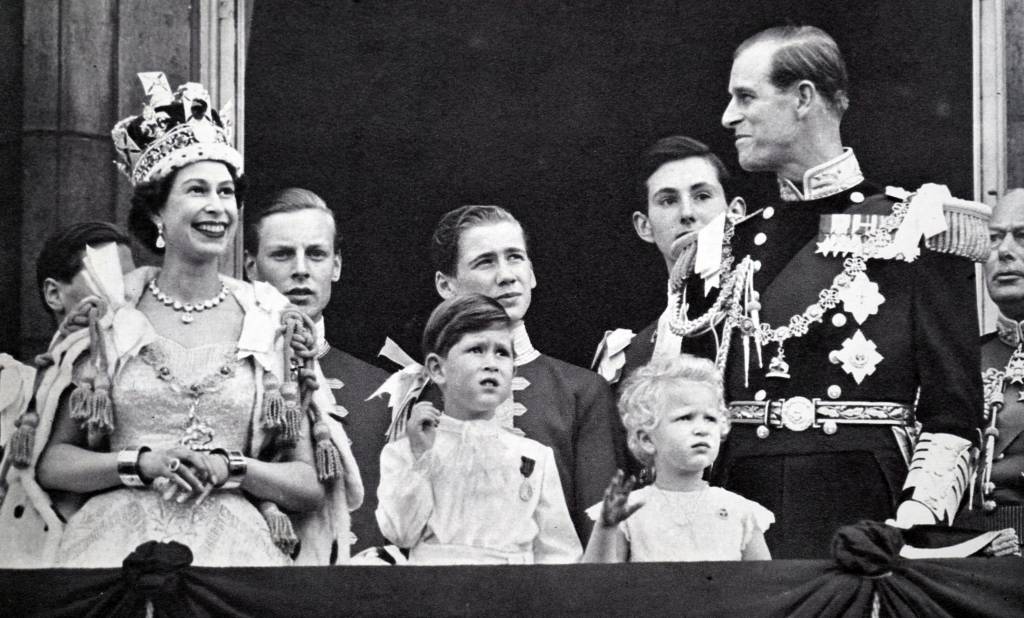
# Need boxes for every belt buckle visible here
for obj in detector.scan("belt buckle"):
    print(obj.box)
[780,396,814,431]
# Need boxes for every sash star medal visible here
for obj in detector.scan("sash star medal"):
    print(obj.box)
[832,329,883,384]
[836,272,885,324]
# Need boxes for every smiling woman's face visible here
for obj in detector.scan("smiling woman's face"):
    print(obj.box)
[154,160,238,263]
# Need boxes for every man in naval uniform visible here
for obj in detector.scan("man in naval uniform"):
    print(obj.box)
[245,188,390,556]
[378,205,619,543]
[971,188,1024,531]
[712,25,983,558]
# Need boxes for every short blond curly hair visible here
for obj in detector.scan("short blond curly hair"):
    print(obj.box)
[618,354,729,467]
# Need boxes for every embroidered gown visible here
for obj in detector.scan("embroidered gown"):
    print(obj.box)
[56,336,289,567]
[376,415,582,564]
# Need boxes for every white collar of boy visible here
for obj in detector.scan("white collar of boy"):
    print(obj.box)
[438,414,501,435]
[777,148,864,202]
[512,322,541,367]
[314,316,331,359]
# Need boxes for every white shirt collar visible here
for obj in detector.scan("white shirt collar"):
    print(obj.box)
[512,322,541,367]
[777,148,864,202]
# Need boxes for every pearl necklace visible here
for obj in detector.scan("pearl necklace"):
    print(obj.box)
[148,278,228,324]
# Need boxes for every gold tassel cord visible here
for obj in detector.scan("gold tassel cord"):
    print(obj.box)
[278,381,301,448]
[9,343,74,468]
[261,371,286,430]
[63,302,115,446]
[254,308,345,557]
[259,500,299,556]
[9,411,39,468]
[280,308,343,481]
[312,411,342,482]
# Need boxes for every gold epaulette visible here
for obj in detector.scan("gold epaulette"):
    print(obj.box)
[925,197,992,263]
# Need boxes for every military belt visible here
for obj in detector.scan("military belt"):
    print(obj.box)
[728,397,913,435]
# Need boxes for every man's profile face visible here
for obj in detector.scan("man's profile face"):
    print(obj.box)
[48,243,135,320]
[986,191,1024,320]
[633,156,732,270]
[245,208,341,322]
[721,41,801,174]
[436,221,536,327]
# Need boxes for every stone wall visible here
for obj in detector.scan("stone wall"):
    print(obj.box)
[16,0,193,357]
[1009,0,1024,187]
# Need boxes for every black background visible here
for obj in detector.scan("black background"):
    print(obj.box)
[246,0,972,368]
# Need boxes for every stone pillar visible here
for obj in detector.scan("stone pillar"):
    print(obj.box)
[0,2,23,355]
[1008,0,1024,187]
[18,0,195,358]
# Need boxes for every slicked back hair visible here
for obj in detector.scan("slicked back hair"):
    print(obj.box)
[736,25,850,118]
[430,205,527,277]
[639,135,732,207]
[244,187,341,256]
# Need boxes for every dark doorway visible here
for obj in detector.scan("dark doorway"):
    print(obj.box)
[246,0,972,368]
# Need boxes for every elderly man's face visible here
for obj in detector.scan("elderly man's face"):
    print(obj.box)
[721,41,802,174]
[986,191,1024,319]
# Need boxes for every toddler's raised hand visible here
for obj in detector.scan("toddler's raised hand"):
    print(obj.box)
[599,469,644,527]
[407,401,442,458]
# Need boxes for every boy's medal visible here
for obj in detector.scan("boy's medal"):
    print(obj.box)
[519,456,536,501]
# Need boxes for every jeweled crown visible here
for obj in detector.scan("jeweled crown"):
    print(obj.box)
[111,72,243,186]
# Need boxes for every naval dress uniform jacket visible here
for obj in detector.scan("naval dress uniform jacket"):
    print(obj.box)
[710,173,982,559]
[319,344,391,554]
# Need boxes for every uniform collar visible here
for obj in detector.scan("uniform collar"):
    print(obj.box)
[314,316,331,359]
[513,322,541,367]
[777,148,864,202]
[996,312,1024,349]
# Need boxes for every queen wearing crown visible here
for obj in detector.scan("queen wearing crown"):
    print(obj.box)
[0,74,360,567]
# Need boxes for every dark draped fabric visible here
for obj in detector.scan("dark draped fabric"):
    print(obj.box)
[2,530,1022,618]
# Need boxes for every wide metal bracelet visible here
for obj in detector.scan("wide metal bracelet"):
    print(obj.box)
[212,448,247,490]
[116,446,152,487]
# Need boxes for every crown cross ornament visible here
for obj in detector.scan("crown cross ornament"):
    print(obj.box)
[111,72,242,186]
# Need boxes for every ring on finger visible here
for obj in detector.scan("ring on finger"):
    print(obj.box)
[168,458,181,473]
